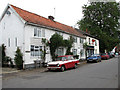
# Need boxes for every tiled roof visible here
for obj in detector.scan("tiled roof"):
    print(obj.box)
[10,4,85,38]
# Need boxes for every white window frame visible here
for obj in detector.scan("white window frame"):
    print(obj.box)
[30,45,43,57]
[74,37,77,43]
[80,38,84,44]
[34,27,45,38]
[56,47,64,56]
[72,49,77,55]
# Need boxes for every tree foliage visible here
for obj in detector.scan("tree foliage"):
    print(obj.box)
[64,36,74,55]
[41,38,48,62]
[77,2,120,53]
[83,42,88,60]
[49,33,74,60]
[49,33,65,61]
[1,44,6,66]
[1,44,13,67]
[14,47,24,69]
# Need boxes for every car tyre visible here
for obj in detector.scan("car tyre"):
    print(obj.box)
[87,61,89,63]
[48,68,51,71]
[61,66,65,72]
[74,63,77,69]
[96,60,98,63]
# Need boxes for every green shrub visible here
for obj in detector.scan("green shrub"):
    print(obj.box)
[14,47,24,70]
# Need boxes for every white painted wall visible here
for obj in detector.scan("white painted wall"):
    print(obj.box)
[85,36,99,54]
[0,8,25,62]
[24,24,86,64]
[24,25,57,64]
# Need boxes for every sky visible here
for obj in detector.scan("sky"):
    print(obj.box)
[0,0,120,28]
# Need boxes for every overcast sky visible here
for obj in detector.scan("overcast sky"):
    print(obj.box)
[0,0,119,28]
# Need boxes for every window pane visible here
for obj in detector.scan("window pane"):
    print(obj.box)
[34,28,37,36]
[8,38,10,47]
[73,49,77,55]
[42,28,45,37]
[31,45,34,51]
[38,29,39,37]
[40,30,41,37]
[15,38,17,47]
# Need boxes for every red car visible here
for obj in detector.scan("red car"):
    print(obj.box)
[101,53,110,60]
[47,55,80,72]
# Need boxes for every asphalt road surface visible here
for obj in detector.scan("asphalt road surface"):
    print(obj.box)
[2,57,119,88]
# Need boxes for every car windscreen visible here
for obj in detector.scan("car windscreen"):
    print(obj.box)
[67,56,74,60]
[56,57,67,61]
[90,54,97,57]
[101,53,106,55]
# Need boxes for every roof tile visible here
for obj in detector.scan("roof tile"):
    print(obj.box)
[10,4,85,38]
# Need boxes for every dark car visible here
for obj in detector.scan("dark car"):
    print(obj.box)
[87,54,101,63]
[101,53,109,60]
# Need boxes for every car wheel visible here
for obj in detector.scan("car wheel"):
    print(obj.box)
[74,63,77,69]
[87,61,89,63]
[96,60,98,63]
[61,66,65,72]
[48,68,51,71]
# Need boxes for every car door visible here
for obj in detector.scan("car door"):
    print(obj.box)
[66,56,73,68]
[69,56,75,68]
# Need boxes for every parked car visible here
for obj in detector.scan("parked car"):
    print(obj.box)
[111,52,115,57]
[108,52,113,58]
[47,55,80,72]
[119,52,120,55]
[115,53,119,57]
[101,53,109,60]
[87,54,101,63]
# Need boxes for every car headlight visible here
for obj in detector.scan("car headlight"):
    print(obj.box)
[47,64,49,67]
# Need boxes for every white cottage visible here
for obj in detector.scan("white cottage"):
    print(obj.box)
[76,29,100,57]
[0,4,86,68]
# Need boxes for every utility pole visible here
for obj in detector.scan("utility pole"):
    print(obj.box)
[54,8,56,18]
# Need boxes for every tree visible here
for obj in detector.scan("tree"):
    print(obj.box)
[41,38,49,66]
[1,44,6,67]
[49,33,74,61]
[77,2,120,53]
[64,36,74,55]
[49,33,64,61]
[83,42,88,60]
[14,47,24,70]
[1,44,13,67]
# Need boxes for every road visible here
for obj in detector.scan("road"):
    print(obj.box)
[2,57,119,88]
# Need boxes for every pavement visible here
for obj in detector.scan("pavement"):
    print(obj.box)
[1,60,87,76]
